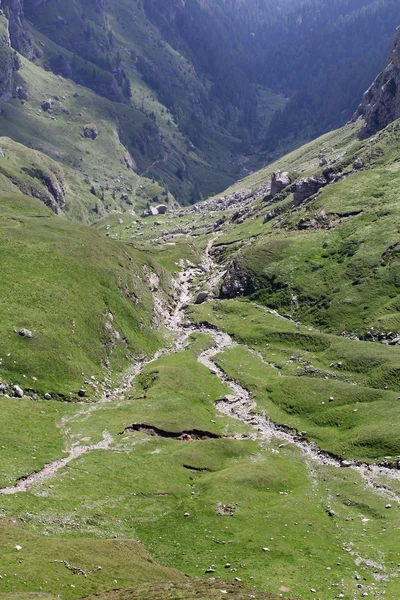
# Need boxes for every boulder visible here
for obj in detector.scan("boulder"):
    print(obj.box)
[83,124,98,139]
[13,385,23,398]
[353,157,364,170]
[42,99,54,112]
[271,171,291,197]
[156,204,168,214]
[0,383,8,394]
[293,175,327,205]
[19,328,33,338]
[194,291,208,305]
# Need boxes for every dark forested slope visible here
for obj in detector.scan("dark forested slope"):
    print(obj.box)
[1,0,400,200]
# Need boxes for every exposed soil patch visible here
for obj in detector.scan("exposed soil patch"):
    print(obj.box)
[183,464,211,472]
[121,424,221,441]
[382,241,400,262]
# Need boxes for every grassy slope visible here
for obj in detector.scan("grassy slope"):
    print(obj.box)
[210,121,400,335]
[0,187,168,398]
[1,338,399,600]
[0,53,164,217]
[2,110,400,600]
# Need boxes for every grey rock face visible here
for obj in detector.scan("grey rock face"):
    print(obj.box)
[13,384,23,398]
[219,259,255,299]
[42,99,54,112]
[0,18,19,101]
[354,27,400,139]
[194,291,208,305]
[19,328,33,338]
[293,175,327,205]
[270,171,290,197]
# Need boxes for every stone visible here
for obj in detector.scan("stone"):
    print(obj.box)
[19,328,33,338]
[293,175,327,205]
[195,291,208,305]
[42,99,53,111]
[156,204,168,214]
[44,393,51,400]
[83,124,98,139]
[0,383,7,394]
[78,388,87,397]
[184,512,190,517]
[353,157,364,170]
[271,171,290,197]
[13,385,23,398]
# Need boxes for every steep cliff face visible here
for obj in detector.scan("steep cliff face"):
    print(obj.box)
[0,13,20,100]
[2,0,33,56]
[354,26,400,139]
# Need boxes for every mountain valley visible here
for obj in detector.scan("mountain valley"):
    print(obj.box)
[1,2,400,600]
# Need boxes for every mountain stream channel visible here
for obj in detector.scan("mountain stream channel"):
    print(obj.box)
[1,238,400,508]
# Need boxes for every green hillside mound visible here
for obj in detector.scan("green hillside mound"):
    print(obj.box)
[83,580,288,599]
[0,185,167,398]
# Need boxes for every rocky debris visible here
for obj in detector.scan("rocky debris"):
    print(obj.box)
[195,291,208,305]
[156,204,168,214]
[13,385,23,398]
[19,328,33,338]
[263,205,286,224]
[83,124,98,139]
[122,423,220,440]
[219,259,255,299]
[295,209,363,231]
[271,171,290,197]
[362,327,400,345]
[353,27,400,139]
[42,99,54,112]
[293,175,328,205]
[54,559,102,577]
[141,206,159,217]
[353,157,364,170]
[216,502,236,516]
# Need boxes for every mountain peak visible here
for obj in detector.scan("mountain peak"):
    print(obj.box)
[354,25,400,138]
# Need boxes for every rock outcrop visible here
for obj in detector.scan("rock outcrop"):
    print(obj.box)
[293,175,327,205]
[219,259,256,299]
[271,171,290,197]
[354,27,400,139]
[0,14,20,101]
[2,0,33,56]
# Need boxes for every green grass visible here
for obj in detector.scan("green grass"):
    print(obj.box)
[190,300,400,462]
[82,579,288,599]
[0,519,182,599]
[0,191,167,397]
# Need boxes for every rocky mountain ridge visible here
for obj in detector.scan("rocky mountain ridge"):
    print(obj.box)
[354,26,400,138]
